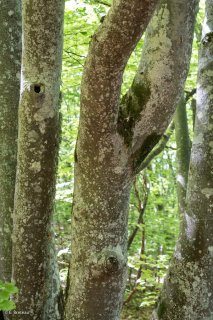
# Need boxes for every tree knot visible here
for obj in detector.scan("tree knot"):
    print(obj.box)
[91,245,126,277]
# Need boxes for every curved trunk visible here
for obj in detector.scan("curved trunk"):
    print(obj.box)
[65,0,198,319]
[0,1,21,282]
[65,0,159,319]
[118,0,198,169]
[153,1,213,318]
[11,1,64,319]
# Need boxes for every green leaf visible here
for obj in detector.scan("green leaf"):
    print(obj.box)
[3,283,18,294]
[0,300,16,311]
[0,290,11,301]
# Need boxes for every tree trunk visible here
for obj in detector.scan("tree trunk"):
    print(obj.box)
[118,0,198,167]
[0,0,21,282]
[174,95,191,215]
[153,1,213,318]
[65,1,159,319]
[11,1,64,319]
[65,0,198,319]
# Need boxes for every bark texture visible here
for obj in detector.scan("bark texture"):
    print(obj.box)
[0,0,21,282]
[65,0,198,319]
[65,1,159,319]
[153,1,213,318]
[118,0,198,173]
[11,1,64,319]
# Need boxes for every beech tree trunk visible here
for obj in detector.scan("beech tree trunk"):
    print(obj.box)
[174,95,191,215]
[153,1,213,318]
[10,1,64,319]
[0,0,21,282]
[65,0,198,319]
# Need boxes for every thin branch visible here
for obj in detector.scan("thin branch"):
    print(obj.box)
[185,88,196,102]
[65,50,86,59]
[128,177,149,250]
[125,175,149,304]
[136,122,175,174]
[64,54,84,67]
[96,0,111,7]
[124,281,138,305]
[125,213,146,305]
[191,98,196,131]
[165,146,176,150]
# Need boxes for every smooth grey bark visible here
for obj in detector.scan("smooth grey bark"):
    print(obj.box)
[0,1,21,282]
[11,1,65,319]
[174,95,191,215]
[65,0,198,319]
[153,1,213,318]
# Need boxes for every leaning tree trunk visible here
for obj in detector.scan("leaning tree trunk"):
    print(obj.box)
[65,2,158,319]
[65,0,198,319]
[153,1,213,318]
[11,1,64,319]
[0,0,21,282]
[118,0,198,174]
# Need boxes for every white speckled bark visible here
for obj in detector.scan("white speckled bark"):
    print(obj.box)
[117,0,198,173]
[154,1,213,318]
[10,1,65,319]
[65,0,199,319]
[64,1,159,319]
[0,0,21,283]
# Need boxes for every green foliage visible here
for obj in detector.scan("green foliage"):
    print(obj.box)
[126,146,178,310]
[0,281,18,311]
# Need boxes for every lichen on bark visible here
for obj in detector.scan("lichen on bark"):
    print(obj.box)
[65,1,160,319]
[154,0,213,318]
[0,0,21,283]
[11,1,65,319]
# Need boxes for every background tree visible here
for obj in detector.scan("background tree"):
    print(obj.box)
[153,0,213,318]
[174,94,191,216]
[10,1,64,319]
[0,0,21,282]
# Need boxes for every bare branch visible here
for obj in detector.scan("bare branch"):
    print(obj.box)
[135,122,175,174]
[128,177,149,249]
[185,88,196,102]
[125,197,147,305]
[125,175,149,304]
[65,49,86,59]
[96,0,111,7]
[191,98,196,130]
